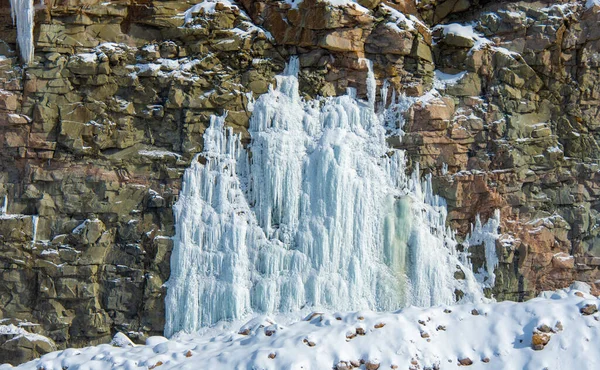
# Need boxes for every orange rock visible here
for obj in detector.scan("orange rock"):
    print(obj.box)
[319,28,365,52]
[531,332,551,350]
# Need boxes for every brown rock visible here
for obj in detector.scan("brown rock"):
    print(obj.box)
[0,90,18,110]
[357,0,381,9]
[366,360,380,370]
[531,332,551,350]
[319,28,364,52]
[458,357,473,366]
[580,304,598,316]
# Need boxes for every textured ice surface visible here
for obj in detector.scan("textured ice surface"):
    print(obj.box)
[165,57,496,336]
[9,0,34,63]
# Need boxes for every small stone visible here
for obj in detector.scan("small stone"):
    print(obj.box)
[436,325,446,331]
[471,309,480,316]
[482,357,490,363]
[580,304,598,315]
[374,322,386,329]
[418,320,427,326]
[356,327,366,335]
[336,361,352,370]
[238,328,251,335]
[366,360,380,370]
[532,332,551,350]
[268,353,276,359]
[303,338,316,347]
[575,292,584,298]
[537,324,552,333]
[444,309,452,314]
[421,331,430,338]
[185,350,192,357]
[149,362,163,369]
[555,321,564,331]
[350,360,361,367]
[458,357,473,366]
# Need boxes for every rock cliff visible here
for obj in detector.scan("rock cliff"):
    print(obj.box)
[0,0,599,365]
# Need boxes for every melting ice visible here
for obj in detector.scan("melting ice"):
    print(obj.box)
[165,58,496,336]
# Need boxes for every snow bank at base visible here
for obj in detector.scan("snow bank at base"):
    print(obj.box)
[7,284,599,370]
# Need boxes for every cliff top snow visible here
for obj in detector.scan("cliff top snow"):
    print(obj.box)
[4,283,599,370]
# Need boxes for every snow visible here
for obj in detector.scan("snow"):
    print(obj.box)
[285,0,368,12]
[9,0,34,64]
[9,284,600,370]
[163,57,494,336]
[381,4,424,32]
[110,332,136,348]
[588,0,600,9]
[75,53,98,63]
[0,324,54,347]
[182,0,238,23]
[433,70,467,90]
[138,150,182,159]
[434,23,493,52]
[72,219,91,235]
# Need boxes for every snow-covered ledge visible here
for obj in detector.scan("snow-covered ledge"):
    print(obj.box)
[9,0,35,64]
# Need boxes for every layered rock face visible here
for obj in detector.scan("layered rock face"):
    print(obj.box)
[0,0,599,365]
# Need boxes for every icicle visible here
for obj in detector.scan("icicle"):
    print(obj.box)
[31,215,38,247]
[379,79,389,113]
[359,58,376,109]
[9,0,35,64]
[463,210,501,287]
[166,57,495,336]
[1,195,7,215]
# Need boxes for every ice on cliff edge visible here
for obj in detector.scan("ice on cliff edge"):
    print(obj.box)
[164,57,500,337]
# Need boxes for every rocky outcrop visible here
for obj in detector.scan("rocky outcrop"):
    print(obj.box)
[0,0,281,364]
[0,0,600,365]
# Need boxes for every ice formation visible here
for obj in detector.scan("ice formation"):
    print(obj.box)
[165,57,498,336]
[464,210,502,287]
[9,0,35,64]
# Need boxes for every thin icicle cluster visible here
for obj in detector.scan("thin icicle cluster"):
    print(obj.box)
[165,57,499,336]
[464,210,502,287]
[9,0,35,64]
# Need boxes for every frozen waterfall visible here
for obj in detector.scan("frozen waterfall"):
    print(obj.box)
[165,57,496,336]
